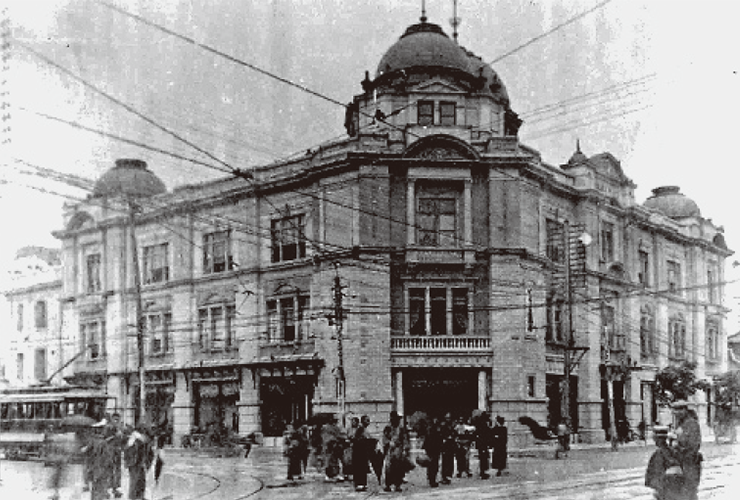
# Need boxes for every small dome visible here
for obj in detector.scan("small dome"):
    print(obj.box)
[376,21,472,78]
[643,186,701,219]
[567,140,588,166]
[93,159,166,198]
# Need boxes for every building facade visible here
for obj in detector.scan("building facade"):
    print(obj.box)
[1,248,66,388]
[53,17,731,445]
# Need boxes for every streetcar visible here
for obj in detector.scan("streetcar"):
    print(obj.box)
[0,385,113,461]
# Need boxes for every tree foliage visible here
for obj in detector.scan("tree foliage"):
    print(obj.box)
[714,370,740,407]
[654,360,710,405]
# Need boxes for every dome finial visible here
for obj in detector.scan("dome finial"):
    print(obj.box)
[576,138,582,153]
[450,0,461,42]
[420,0,427,22]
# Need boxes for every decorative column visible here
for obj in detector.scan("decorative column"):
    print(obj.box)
[464,179,472,246]
[407,180,415,246]
[478,370,487,411]
[395,370,404,416]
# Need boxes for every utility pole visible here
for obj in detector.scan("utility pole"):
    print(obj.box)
[129,200,145,425]
[603,325,619,451]
[562,220,572,431]
[332,263,346,428]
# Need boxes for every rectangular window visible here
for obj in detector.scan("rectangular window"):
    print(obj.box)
[198,308,208,349]
[430,288,446,336]
[418,197,457,246]
[271,215,307,263]
[16,304,23,332]
[667,260,681,294]
[407,286,469,336]
[266,295,310,342]
[669,318,686,359]
[640,307,656,359]
[452,288,468,335]
[706,322,719,361]
[601,302,624,355]
[146,312,172,355]
[707,265,717,303]
[86,253,102,293]
[600,222,614,262]
[80,319,105,360]
[143,243,169,284]
[203,230,233,274]
[545,219,565,264]
[439,101,456,126]
[16,353,24,381]
[34,348,46,381]
[297,296,310,341]
[527,375,536,398]
[34,301,47,329]
[638,251,650,286]
[409,288,425,336]
[418,100,434,126]
[197,304,235,351]
[281,297,296,342]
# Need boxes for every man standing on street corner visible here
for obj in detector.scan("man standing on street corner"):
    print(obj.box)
[671,400,702,500]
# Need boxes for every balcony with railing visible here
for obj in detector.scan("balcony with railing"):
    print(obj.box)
[391,335,491,352]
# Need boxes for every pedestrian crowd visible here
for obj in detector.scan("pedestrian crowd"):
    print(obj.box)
[46,412,164,500]
[281,410,509,492]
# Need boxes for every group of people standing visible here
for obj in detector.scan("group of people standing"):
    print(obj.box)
[47,412,163,500]
[421,411,508,487]
[281,410,508,493]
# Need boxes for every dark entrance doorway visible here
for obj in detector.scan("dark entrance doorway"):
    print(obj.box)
[260,376,314,436]
[546,374,579,430]
[403,368,477,420]
[601,379,626,440]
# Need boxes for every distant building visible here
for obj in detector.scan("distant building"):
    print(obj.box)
[1,247,65,388]
[53,15,731,445]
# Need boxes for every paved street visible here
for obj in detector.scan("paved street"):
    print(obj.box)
[1,441,738,500]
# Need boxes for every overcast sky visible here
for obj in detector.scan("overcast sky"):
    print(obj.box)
[2,0,739,322]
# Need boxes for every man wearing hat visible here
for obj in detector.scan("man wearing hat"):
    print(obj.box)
[670,401,702,500]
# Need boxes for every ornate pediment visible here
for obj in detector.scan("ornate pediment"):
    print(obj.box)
[403,134,479,161]
[413,78,464,94]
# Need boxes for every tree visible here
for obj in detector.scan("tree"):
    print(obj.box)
[654,360,710,405]
[714,370,740,407]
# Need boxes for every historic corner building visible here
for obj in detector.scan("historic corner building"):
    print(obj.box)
[54,16,732,445]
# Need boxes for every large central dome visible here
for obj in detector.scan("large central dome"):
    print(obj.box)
[376,21,472,78]
[93,159,166,198]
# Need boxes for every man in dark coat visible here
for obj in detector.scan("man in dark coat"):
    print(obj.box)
[672,402,702,500]
[473,411,491,479]
[422,416,443,487]
[106,413,126,498]
[439,413,456,484]
[491,416,508,476]
[124,426,154,500]
[89,430,117,500]
[645,426,683,500]
[351,415,373,491]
